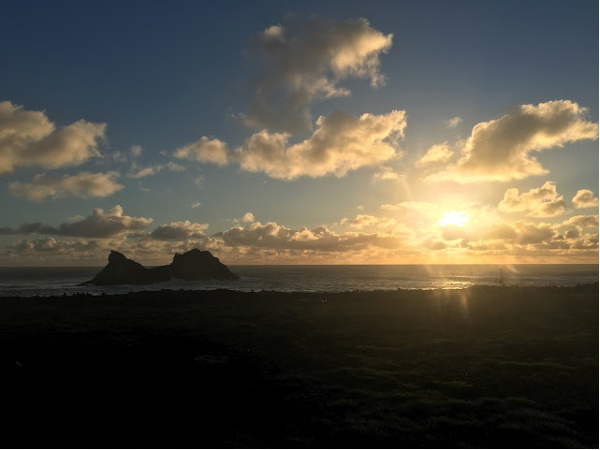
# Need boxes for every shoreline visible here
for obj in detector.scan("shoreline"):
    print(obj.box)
[1,280,598,300]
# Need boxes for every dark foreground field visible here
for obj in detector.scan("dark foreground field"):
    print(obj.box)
[0,284,597,448]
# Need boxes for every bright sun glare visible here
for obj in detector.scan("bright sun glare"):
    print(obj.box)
[438,210,470,227]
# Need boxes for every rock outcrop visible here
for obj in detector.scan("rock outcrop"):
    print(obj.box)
[165,248,239,281]
[83,249,238,285]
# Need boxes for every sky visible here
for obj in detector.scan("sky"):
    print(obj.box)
[0,0,598,266]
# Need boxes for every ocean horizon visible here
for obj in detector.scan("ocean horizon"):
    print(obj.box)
[1,264,598,298]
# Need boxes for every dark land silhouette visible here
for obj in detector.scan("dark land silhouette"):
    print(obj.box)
[83,249,239,285]
[0,283,597,448]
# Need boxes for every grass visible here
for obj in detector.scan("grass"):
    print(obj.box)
[0,284,597,447]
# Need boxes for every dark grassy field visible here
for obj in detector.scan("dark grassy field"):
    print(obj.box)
[0,284,597,448]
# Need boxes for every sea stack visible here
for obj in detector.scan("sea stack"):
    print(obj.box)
[85,250,155,285]
[167,248,239,281]
[83,249,239,285]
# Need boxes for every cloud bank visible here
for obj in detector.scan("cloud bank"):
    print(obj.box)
[0,205,152,238]
[150,220,209,241]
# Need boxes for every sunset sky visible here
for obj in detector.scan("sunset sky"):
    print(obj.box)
[0,0,598,265]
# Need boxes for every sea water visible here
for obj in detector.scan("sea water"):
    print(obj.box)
[0,264,597,297]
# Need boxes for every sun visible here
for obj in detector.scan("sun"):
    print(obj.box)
[438,210,470,227]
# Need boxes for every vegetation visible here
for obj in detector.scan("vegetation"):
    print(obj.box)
[0,284,597,447]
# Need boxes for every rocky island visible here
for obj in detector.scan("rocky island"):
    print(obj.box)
[82,249,239,285]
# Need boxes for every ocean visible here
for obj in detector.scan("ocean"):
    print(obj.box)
[0,264,597,297]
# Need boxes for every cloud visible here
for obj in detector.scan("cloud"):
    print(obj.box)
[57,205,153,238]
[174,137,229,166]
[0,222,59,236]
[130,145,143,158]
[428,100,598,182]
[339,214,397,231]
[498,181,566,217]
[559,214,599,229]
[572,189,599,209]
[127,161,185,178]
[380,201,441,224]
[0,100,106,175]
[149,220,209,241]
[110,145,143,163]
[234,110,406,179]
[189,202,202,209]
[422,238,447,251]
[215,221,401,252]
[242,17,393,133]
[372,166,400,182]
[415,142,454,167]
[0,205,153,238]
[482,223,518,241]
[444,116,462,129]
[8,171,123,201]
[513,221,556,245]
[241,212,255,223]
[7,237,102,258]
[128,165,161,179]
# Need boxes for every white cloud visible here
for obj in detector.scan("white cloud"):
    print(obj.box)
[498,181,566,217]
[572,189,599,209]
[128,164,161,179]
[428,100,598,182]
[372,166,400,182]
[189,202,202,209]
[242,17,393,133]
[9,171,123,201]
[415,142,454,167]
[444,116,462,129]
[174,137,229,166]
[559,214,599,230]
[0,101,106,175]
[234,110,406,180]
[241,212,255,223]
[149,220,209,241]
[127,161,185,179]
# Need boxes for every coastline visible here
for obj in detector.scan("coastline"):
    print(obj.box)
[0,283,597,447]
[1,264,597,297]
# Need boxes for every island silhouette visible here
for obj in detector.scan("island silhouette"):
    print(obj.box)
[82,249,239,285]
